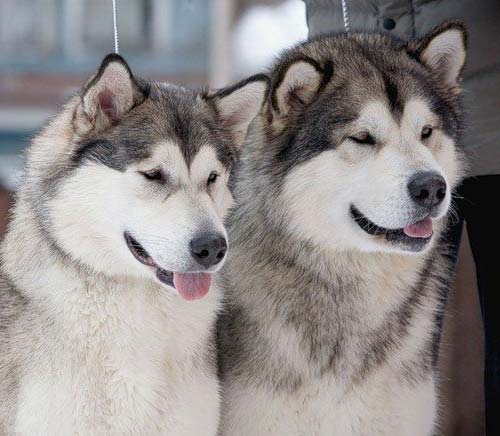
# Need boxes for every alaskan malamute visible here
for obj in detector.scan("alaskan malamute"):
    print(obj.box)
[218,21,467,435]
[0,54,266,435]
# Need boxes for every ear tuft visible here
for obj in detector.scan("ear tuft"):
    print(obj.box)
[272,58,326,117]
[76,54,147,134]
[409,21,467,87]
[204,75,268,148]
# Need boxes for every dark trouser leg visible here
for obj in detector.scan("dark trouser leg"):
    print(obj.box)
[459,175,500,435]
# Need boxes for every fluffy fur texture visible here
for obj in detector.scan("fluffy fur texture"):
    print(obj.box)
[0,54,267,435]
[218,22,467,435]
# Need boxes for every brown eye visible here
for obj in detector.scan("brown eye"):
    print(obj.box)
[421,126,433,140]
[207,171,219,186]
[140,170,164,182]
[349,132,375,145]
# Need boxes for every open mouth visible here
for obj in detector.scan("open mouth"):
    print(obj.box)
[124,232,212,300]
[350,205,433,251]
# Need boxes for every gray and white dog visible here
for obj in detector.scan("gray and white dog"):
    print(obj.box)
[218,22,467,435]
[0,54,266,435]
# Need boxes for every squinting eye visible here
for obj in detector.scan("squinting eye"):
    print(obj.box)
[207,171,219,186]
[421,126,433,140]
[140,170,164,182]
[349,132,375,145]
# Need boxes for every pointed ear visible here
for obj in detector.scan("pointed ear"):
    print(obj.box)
[271,58,332,118]
[408,21,467,87]
[204,74,268,148]
[75,54,148,135]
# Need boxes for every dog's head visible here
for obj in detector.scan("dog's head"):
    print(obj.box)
[254,21,466,254]
[32,55,267,299]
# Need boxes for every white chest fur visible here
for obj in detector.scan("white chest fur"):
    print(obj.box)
[221,368,436,436]
[14,280,220,436]
[219,252,440,436]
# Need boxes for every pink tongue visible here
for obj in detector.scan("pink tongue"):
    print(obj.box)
[173,272,212,301]
[403,217,433,238]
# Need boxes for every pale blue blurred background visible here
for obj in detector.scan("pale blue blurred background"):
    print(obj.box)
[0,0,307,190]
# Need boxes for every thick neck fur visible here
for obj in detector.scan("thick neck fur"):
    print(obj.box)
[226,191,431,313]
[221,206,442,390]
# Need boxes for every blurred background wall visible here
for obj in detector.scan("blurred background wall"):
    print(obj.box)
[0,0,306,190]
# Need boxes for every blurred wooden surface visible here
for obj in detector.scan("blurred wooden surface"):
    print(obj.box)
[0,187,11,236]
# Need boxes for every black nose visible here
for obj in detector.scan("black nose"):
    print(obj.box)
[407,171,447,209]
[190,233,227,268]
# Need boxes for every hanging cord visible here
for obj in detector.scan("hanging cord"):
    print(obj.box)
[112,0,120,54]
[341,0,351,33]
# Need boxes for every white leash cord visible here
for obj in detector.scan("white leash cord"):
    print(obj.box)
[112,0,120,54]
[341,0,351,33]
